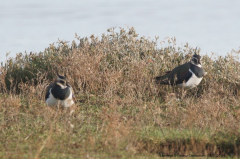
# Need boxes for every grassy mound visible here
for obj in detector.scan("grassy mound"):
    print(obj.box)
[1,27,240,158]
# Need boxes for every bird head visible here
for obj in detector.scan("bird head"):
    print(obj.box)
[191,47,202,66]
[56,71,67,87]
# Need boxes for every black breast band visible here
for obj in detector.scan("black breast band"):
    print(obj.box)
[190,64,204,78]
[51,85,71,100]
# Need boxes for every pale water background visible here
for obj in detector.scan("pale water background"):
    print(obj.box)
[1,0,240,63]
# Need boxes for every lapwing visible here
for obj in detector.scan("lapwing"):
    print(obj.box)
[45,72,75,108]
[155,50,206,89]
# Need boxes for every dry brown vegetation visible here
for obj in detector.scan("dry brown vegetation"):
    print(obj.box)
[1,27,240,158]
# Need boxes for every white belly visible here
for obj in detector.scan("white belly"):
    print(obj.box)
[46,90,74,108]
[178,69,203,89]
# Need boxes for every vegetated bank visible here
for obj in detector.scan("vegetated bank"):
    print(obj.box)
[1,27,240,158]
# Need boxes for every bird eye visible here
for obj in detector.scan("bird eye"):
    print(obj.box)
[192,58,198,64]
[60,80,65,85]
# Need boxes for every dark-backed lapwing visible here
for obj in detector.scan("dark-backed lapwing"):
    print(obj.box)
[45,73,74,108]
[155,49,206,89]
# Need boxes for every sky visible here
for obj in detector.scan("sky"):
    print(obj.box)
[1,0,240,62]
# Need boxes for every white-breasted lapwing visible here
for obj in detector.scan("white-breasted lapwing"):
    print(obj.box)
[155,50,206,89]
[45,72,75,108]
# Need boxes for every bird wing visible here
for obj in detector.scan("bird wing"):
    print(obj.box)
[45,82,54,100]
[157,62,191,85]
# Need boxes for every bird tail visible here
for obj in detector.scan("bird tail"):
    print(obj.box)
[154,76,162,84]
